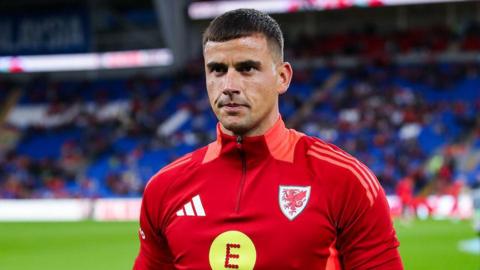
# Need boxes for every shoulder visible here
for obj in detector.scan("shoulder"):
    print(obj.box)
[301,136,381,206]
[144,146,208,193]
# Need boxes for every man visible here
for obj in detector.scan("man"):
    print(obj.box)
[134,9,403,269]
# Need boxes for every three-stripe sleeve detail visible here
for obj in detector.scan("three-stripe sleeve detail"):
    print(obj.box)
[307,142,380,206]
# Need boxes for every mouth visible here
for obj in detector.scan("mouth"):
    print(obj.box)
[223,103,241,108]
[218,102,249,108]
[218,102,249,114]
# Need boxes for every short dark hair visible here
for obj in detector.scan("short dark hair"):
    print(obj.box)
[202,9,284,61]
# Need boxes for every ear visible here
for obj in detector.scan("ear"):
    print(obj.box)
[276,62,293,95]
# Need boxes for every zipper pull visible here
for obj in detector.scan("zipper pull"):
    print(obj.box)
[236,135,243,150]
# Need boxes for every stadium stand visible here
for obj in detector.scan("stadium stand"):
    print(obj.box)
[288,22,480,58]
[2,63,479,198]
[1,20,480,199]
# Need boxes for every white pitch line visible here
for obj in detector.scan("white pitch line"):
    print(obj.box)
[458,238,480,255]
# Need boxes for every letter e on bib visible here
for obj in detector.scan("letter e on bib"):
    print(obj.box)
[209,230,256,270]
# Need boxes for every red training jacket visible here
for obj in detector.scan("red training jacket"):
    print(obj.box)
[134,118,403,270]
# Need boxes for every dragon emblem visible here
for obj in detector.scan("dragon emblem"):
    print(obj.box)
[279,186,311,220]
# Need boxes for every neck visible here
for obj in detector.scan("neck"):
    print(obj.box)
[220,111,281,137]
[201,116,304,165]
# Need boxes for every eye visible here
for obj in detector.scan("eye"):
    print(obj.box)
[235,61,260,73]
[237,65,255,73]
[210,66,227,74]
[207,63,228,75]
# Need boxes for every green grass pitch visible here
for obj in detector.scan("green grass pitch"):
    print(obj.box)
[0,219,478,269]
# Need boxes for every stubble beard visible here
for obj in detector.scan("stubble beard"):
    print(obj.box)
[219,115,253,136]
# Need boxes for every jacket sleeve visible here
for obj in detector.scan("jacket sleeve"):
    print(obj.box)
[334,167,404,270]
[133,180,175,270]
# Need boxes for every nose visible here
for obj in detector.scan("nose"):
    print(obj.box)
[222,69,241,96]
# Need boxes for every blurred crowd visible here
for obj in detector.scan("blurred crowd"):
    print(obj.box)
[1,24,480,199]
[0,72,211,198]
[288,22,480,59]
[294,63,480,195]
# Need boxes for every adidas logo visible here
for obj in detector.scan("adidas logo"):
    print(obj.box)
[176,195,206,217]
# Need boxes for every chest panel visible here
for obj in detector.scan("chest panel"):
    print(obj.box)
[163,158,336,269]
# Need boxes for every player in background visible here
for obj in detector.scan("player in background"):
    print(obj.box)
[471,182,480,236]
[396,176,414,223]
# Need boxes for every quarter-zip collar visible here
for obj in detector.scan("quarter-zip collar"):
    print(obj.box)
[202,117,305,164]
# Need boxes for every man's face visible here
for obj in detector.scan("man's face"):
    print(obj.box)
[203,34,292,136]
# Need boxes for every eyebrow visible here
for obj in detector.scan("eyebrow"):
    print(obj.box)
[206,62,227,71]
[234,60,261,70]
[206,60,262,71]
